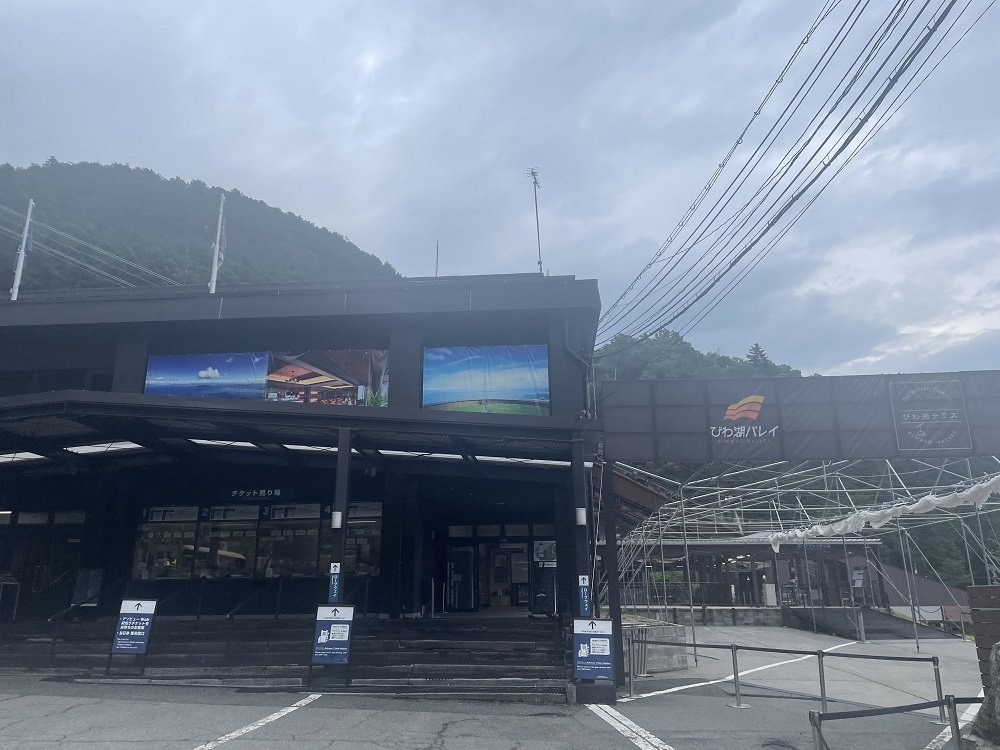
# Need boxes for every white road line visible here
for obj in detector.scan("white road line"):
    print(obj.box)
[922,691,984,750]
[587,704,676,750]
[619,641,857,702]
[192,693,322,749]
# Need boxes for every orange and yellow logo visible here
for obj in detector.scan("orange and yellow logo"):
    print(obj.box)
[723,395,765,421]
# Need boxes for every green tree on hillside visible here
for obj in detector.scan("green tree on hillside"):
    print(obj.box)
[593,331,800,382]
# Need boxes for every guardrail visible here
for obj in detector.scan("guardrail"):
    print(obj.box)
[808,695,983,749]
[623,636,948,721]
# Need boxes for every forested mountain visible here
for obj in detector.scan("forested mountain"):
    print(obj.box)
[0,159,396,292]
[594,331,801,381]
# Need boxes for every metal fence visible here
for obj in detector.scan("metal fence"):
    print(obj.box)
[809,695,983,750]
[622,636,949,721]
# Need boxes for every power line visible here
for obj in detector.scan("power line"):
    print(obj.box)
[595,0,992,355]
[0,202,182,286]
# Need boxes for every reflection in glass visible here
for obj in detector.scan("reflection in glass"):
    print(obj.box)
[255,520,319,577]
[132,523,197,580]
[193,522,256,578]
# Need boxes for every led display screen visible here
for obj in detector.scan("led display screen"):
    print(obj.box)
[422,345,549,415]
[145,350,389,406]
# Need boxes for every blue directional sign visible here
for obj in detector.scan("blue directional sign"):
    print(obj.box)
[578,575,591,617]
[573,618,615,680]
[112,600,157,655]
[312,605,354,665]
[328,562,342,604]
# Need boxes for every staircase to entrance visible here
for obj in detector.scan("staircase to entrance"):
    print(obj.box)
[0,612,569,702]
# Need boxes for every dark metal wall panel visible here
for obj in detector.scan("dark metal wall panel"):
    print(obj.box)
[600,370,1000,462]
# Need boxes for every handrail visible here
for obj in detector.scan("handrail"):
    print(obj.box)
[47,590,100,623]
[225,580,266,621]
[154,576,202,612]
[627,637,936,662]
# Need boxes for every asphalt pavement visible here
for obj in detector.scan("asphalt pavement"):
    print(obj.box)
[0,624,984,749]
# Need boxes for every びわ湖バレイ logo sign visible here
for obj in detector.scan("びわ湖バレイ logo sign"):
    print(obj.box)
[712,394,778,442]
[723,395,765,422]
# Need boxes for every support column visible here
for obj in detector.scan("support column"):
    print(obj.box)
[571,438,590,614]
[383,472,404,618]
[329,428,352,598]
[600,461,625,687]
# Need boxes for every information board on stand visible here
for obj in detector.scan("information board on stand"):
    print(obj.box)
[573,618,614,681]
[111,600,157,654]
[312,605,355,665]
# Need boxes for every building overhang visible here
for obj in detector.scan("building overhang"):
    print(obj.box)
[0,390,601,477]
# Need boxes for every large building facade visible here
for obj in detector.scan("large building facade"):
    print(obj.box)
[0,274,602,627]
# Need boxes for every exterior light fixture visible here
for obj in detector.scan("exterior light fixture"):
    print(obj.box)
[331,511,343,529]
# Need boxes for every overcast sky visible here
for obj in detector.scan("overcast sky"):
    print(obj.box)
[2,1,998,376]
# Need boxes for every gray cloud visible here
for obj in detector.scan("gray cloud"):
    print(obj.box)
[1,0,997,375]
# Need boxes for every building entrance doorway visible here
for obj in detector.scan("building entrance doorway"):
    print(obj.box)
[6,519,86,619]
[447,545,476,611]
[480,543,530,609]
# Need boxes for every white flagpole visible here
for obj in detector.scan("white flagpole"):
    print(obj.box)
[209,192,225,294]
[10,198,35,301]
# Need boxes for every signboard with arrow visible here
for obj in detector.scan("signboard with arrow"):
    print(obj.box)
[573,618,614,680]
[312,604,355,665]
[111,599,157,654]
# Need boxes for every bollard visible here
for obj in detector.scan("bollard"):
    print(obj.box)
[946,695,962,746]
[817,651,828,712]
[728,644,750,709]
[626,635,635,698]
[931,657,947,725]
[857,610,866,643]
[635,629,650,677]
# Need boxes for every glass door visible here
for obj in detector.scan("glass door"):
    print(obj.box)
[448,546,476,611]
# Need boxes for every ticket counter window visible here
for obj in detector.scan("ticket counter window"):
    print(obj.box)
[193,522,256,579]
[255,504,321,578]
[344,502,382,576]
[133,523,197,580]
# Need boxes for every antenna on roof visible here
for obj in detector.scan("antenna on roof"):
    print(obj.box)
[435,240,439,278]
[527,168,543,274]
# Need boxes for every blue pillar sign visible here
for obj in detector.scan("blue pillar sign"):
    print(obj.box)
[573,618,614,680]
[578,575,591,617]
[112,600,157,655]
[312,605,354,665]
[328,562,342,603]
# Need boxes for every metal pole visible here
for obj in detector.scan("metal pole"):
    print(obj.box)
[905,530,925,631]
[208,192,225,294]
[817,651,828,712]
[10,198,34,301]
[627,634,634,698]
[897,523,920,652]
[809,711,826,750]
[430,577,435,618]
[931,657,947,725]
[976,505,993,585]
[658,509,668,621]
[680,487,699,665]
[960,519,976,587]
[803,542,817,633]
[842,536,861,642]
[528,168,543,273]
[728,644,750,709]
[644,565,652,620]
[946,695,962,746]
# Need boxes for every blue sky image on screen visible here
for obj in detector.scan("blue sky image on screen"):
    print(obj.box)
[144,352,269,399]
[422,345,549,414]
